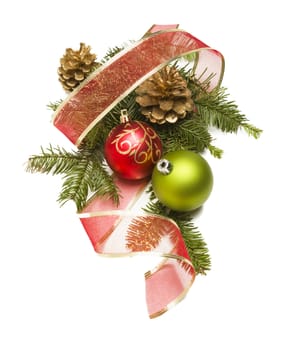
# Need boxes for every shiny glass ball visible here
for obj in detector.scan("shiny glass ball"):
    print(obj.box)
[104,120,162,180]
[151,150,213,211]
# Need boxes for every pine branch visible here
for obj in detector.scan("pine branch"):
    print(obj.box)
[170,212,211,275]
[181,66,215,99]
[110,91,141,121]
[100,46,123,64]
[157,117,223,158]
[58,156,120,212]
[88,161,120,206]
[79,120,107,151]
[58,158,95,210]
[195,87,262,138]
[208,144,223,158]
[100,41,135,64]
[26,145,120,211]
[26,145,83,175]
[144,194,211,274]
[144,194,169,217]
[47,99,64,111]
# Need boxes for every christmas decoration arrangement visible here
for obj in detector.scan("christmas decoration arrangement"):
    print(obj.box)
[26,24,262,318]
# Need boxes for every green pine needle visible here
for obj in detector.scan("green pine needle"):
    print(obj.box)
[58,158,120,212]
[100,45,123,64]
[26,145,82,175]
[58,158,97,210]
[174,215,211,275]
[26,145,120,211]
[195,87,262,138]
[208,144,223,158]
[47,100,64,111]
[144,195,169,217]
[157,117,223,158]
[79,121,107,150]
[242,123,263,139]
[144,195,211,274]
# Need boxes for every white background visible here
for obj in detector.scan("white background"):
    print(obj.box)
[1,1,283,349]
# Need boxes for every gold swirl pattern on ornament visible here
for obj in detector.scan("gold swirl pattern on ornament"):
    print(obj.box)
[111,121,162,165]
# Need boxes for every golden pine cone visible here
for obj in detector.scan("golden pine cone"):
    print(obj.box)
[58,43,100,92]
[135,65,194,124]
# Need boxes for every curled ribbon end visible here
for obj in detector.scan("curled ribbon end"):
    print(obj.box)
[145,257,196,318]
[80,176,196,319]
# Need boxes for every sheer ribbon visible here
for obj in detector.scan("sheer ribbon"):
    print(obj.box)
[53,25,224,317]
[53,24,224,146]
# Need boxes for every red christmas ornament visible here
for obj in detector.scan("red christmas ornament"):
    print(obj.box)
[104,110,163,180]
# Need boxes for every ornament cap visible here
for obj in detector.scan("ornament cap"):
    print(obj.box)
[120,109,130,123]
[157,158,172,175]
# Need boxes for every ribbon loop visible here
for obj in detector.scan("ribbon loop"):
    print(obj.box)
[53,26,224,146]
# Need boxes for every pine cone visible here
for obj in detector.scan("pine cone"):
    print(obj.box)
[58,43,100,92]
[135,65,194,124]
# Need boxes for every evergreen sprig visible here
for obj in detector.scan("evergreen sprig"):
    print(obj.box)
[100,45,123,64]
[26,146,120,211]
[195,87,262,138]
[58,156,120,211]
[47,100,64,111]
[58,157,98,210]
[173,212,211,274]
[144,195,210,274]
[26,145,82,175]
[79,121,107,150]
[157,117,223,158]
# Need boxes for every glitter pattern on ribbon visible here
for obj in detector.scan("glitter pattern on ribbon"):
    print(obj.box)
[53,26,224,146]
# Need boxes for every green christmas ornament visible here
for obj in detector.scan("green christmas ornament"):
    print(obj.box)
[151,150,213,211]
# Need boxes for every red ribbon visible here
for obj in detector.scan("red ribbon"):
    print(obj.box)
[78,176,196,317]
[53,25,224,146]
[53,25,224,317]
